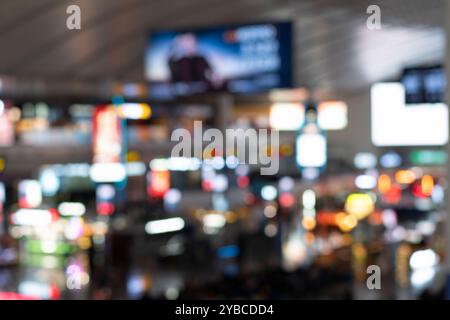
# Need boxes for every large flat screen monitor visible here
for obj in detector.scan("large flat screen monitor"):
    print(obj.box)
[145,22,293,98]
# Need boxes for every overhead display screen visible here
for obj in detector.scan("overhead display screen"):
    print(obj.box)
[402,66,446,104]
[145,22,293,98]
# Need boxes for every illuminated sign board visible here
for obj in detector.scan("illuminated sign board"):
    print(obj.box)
[18,180,42,209]
[0,101,14,146]
[295,133,327,168]
[92,105,123,164]
[371,83,448,146]
[317,101,348,130]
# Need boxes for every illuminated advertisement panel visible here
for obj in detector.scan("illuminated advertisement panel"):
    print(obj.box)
[0,100,14,146]
[92,105,123,164]
[146,22,293,97]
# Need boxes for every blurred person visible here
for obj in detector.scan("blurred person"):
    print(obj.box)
[0,231,18,266]
[137,275,153,300]
[107,231,133,298]
[419,267,446,300]
[168,33,223,89]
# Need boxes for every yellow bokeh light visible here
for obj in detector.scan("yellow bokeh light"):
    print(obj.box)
[117,103,152,120]
[395,170,416,185]
[78,237,92,250]
[345,193,374,220]
[377,174,391,194]
[421,175,434,196]
[302,216,316,231]
[336,212,358,232]
[127,151,141,162]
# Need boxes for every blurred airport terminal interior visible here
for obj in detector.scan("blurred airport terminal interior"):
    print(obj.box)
[0,0,449,300]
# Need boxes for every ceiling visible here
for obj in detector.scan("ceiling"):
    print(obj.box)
[0,0,446,94]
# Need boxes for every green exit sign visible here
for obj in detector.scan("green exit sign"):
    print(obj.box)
[410,150,447,166]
